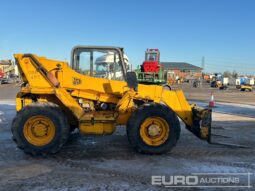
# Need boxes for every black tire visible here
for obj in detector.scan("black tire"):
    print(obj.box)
[11,102,70,155]
[70,125,78,133]
[211,81,216,88]
[126,103,180,154]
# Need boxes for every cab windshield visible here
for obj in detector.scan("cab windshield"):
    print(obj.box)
[145,53,158,61]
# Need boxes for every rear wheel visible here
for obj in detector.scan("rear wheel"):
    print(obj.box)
[127,104,180,154]
[12,102,70,155]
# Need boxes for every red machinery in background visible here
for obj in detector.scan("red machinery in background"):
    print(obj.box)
[137,48,166,84]
[141,49,161,72]
[0,70,4,79]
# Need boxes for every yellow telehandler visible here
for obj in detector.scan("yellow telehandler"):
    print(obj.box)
[12,46,212,155]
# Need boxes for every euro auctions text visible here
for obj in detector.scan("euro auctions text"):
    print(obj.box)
[151,173,253,188]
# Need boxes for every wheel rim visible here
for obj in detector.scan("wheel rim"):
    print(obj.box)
[140,117,170,146]
[23,115,56,146]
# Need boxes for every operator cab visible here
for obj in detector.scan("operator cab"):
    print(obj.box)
[145,49,160,62]
[71,46,129,80]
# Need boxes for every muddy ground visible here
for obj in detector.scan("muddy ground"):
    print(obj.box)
[0,84,254,191]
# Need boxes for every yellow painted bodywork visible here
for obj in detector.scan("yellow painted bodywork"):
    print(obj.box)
[14,54,197,135]
[80,123,115,134]
[241,85,252,91]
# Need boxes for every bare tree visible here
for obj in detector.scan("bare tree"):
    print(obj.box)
[223,70,231,77]
[232,70,238,78]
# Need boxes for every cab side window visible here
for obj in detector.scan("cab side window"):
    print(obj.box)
[73,49,124,81]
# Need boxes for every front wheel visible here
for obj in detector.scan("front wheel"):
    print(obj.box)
[127,103,180,154]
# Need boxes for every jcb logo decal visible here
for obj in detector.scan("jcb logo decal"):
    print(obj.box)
[72,77,81,85]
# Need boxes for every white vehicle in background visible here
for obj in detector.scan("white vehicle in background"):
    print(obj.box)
[95,53,130,80]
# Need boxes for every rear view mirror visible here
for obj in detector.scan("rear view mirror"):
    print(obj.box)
[126,72,138,91]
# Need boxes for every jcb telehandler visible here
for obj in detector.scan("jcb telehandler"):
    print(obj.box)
[12,46,212,155]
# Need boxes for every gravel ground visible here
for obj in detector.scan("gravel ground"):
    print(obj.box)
[0,84,254,190]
